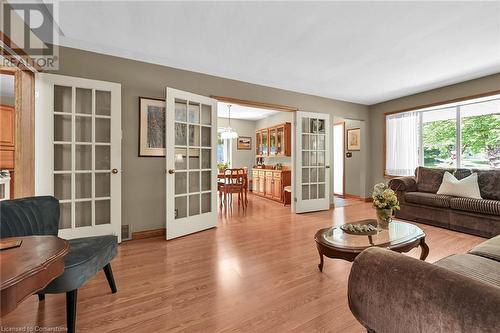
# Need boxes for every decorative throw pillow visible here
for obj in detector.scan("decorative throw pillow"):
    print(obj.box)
[436,172,482,199]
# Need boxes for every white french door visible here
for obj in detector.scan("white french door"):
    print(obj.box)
[294,111,330,213]
[35,73,122,242]
[165,88,217,240]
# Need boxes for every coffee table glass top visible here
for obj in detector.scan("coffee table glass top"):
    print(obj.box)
[322,219,424,250]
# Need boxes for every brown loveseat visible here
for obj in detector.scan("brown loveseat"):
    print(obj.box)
[348,235,500,333]
[388,167,500,238]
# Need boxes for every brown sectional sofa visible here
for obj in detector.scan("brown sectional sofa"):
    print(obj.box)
[388,167,500,238]
[348,235,500,333]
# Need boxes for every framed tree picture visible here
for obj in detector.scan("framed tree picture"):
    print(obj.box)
[237,136,252,150]
[347,128,361,151]
[139,97,166,156]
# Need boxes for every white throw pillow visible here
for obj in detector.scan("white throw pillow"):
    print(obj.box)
[436,171,482,199]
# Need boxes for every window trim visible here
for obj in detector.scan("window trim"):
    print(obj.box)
[383,89,500,178]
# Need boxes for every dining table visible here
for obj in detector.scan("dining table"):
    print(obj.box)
[217,171,249,206]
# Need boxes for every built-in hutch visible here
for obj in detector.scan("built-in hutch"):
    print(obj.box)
[256,123,291,157]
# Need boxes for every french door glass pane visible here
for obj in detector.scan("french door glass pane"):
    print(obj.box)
[175,100,187,122]
[95,173,110,197]
[201,149,211,169]
[59,202,72,229]
[201,104,211,125]
[175,123,187,145]
[302,184,309,200]
[76,88,92,114]
[76,145,92,170]
[201,171,211,191]
[189,171,200,192]
[54,174,71,200]
[422,107,456,168]
[201,192,211,213]
[54,115,72,141]
[201,127,211,147]
[75,173,92,199]
[96,118,111,143]
[75,201,92,227]
[302,168,309,183]
[189,194,200,216]
[175,148,187,170]
[175,196,187,219]
[54,144,71,170]
[95,90,111,116]
[75,116,92,142]
[95,200,111,225]
[95,146,110,170]
[188,148,200,169]
[188,102,200,123]
[175,172,187,195]
[54,85,72,113]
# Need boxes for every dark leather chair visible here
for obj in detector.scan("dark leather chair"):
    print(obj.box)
[0,196,117,333]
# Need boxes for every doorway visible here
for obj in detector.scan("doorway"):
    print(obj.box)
[333,122,345,196]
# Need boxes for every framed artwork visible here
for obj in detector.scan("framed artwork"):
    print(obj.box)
[139,97,166,156]
[237,136,252,150]
[346,128,361,151]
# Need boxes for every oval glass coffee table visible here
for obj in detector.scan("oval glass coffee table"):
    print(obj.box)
[314,219,429,272]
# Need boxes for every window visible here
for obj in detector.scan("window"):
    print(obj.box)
[217,131,232,166]
[385,95,500,176]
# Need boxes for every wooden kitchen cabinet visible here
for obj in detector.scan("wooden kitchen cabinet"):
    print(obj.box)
[251,169,291,203]
[256,123,291,157]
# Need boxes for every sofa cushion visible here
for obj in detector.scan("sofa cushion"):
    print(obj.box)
[43,235,117,293]
[450,197,500,216]
[469,235,500,262]
[437,172,482,199]
[472,169,500,201]
[405,192,451,208]
[415,167,455,193]
[435,253,500,288]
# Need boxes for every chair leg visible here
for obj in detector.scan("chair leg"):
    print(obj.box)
[37,293,45,301]
[66,289,77,333]
[103,263,117,293]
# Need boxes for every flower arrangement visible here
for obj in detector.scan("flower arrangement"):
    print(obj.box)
[372,183,400,210]
[217,162,230,173]
[372,183,400,227]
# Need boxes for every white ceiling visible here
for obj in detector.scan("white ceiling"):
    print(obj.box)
[52,1,500,105]
[217,102,280,121]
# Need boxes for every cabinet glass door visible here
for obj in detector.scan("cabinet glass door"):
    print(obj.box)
[276,126,284,155]
[262,130,268,155]
[269,128,277,155]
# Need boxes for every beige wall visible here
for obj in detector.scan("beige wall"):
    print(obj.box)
[53,46,369,233]
[368,73,500,187]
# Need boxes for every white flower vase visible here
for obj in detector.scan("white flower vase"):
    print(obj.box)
[376,208,393,229]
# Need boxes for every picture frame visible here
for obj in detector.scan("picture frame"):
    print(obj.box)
[237,136,252,150]
[346,128,361,151]
[139,97,166,157]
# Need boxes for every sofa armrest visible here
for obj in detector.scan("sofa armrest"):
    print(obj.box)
[388,176,416,192]
[348,247,500,333]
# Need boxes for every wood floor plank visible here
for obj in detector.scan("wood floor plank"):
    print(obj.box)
[1,194,485,332]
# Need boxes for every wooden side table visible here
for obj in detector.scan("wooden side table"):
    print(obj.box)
[0,235,69,315]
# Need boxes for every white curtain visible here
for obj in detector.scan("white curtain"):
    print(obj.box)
[386,111,419,176]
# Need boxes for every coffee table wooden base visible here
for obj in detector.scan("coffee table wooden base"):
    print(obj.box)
[315,228,429,272]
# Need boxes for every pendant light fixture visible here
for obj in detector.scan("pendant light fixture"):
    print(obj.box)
[221,104,238,139]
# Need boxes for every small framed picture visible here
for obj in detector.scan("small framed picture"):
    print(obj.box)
[347,128,361,151]
[139,97,166,157]
[237,136,252,150]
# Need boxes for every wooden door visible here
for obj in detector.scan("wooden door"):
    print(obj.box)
[165,88,217,240]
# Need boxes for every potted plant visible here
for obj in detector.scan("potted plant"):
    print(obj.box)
[371,183,400,228]
[217,162,230,174]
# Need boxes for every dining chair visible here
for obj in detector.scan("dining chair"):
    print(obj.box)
[219,168,247,209]
[0,196,117,333]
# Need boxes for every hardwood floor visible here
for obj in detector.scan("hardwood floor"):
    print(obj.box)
[1,194,485,332]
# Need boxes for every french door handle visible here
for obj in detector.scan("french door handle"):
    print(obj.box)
[112,168,119,174]
[168,169,176,174]
[325,166,330,169]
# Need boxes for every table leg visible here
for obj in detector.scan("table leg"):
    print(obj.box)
[419,238,429,261]
[318,252,324,272]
